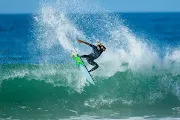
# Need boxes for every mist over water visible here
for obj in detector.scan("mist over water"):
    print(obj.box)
[35,0,180,78]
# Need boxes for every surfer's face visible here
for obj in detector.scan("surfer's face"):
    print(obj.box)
[97,45,101,50]
[96,41,106,51]
[97,44,105,51]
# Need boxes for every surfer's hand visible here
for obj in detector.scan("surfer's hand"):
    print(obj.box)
[77,40,82,43]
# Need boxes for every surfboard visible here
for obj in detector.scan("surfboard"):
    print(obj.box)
[71,52,95,85]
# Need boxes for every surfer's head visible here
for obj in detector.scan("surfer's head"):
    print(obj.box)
[96,41,106,51]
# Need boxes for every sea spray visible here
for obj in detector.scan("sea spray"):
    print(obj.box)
[1,12,180,119]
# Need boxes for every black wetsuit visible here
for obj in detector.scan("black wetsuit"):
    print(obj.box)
[81,44,104,72]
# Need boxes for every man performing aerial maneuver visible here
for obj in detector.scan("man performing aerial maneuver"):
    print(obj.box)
[77,40,106,73]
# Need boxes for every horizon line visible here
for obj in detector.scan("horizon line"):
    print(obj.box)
[0,11,180,15]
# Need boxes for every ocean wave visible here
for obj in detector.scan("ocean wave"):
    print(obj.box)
[1,65,180,110]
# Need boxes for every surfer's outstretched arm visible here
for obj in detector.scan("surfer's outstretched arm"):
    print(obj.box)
[77,40,91,46]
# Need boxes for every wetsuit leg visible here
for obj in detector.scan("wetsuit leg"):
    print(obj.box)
[81,55,99,72]
[81,55,88,58]
[87,58,99,72]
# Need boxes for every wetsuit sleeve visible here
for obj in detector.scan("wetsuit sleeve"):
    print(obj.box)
[89,44,97,49]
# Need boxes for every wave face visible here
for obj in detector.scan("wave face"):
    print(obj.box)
[1,64,180,107]
[1,64,180,119]
[1,0,180,119]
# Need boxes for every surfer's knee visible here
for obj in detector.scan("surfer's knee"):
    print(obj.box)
[95,63,99,69]
[92,62,98,69]
[89,63,99,72]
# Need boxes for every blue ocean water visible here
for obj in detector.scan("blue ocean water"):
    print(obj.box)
[0,14,34,64]
[0,12,180,120]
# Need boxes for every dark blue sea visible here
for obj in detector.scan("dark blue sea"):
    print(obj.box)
[0,11,180,120]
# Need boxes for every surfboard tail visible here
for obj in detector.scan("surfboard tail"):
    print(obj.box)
[79,64,95,85]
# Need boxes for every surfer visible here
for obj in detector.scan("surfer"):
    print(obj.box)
[77,40,106,72]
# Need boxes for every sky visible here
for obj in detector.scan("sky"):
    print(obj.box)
[99,0,180,12]
[0,0,180,13]
[0,0,39,13]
